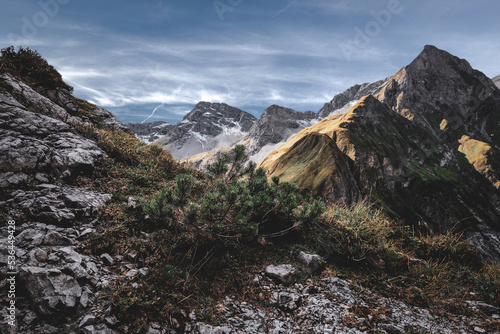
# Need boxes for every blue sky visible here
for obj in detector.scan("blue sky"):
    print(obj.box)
[1,0,499,124]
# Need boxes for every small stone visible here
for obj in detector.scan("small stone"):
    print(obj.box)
[147,328,162,334]
[47,254,60,263]
[80,291,89,308]
[105,315,118,326]
[59,247,83,264]
[39,324,59,333]
[297,251,324,273]
[265,264,296,284]
[126,269,139,277]
[278,291,301,311]
[82,325,96,334]
[85,261,99,274]
[35,249,48,262]
[379,324,404,334]
[139,268,149,276]
[62,263,87,279]
[474,327,486,333]
[492,314,500,319]
[32,233,45,246]
[128,196,138,208]
[35,173,50,183]
[127,251,138,261]
[100,253,114,265]
[79,314,96,327]
[43,231,70,246]
[79,228,94,238]
[23,311,37,325]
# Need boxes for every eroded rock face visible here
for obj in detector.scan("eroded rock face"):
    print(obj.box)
[239,105,318,150]
[0,72,122,333]
[0,77,109,187]
[4,185,112,225]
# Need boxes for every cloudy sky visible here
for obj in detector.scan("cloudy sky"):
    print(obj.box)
[1,0,499,123]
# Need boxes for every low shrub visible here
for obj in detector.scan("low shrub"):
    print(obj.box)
[0,46,73,93]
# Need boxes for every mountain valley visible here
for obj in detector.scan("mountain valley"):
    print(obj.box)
[1,45,500,334]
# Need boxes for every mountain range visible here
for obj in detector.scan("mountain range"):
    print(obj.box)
[128,45,500,261]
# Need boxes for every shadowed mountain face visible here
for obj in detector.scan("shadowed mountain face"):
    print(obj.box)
[260,46,500,261]
[154,102,257,160]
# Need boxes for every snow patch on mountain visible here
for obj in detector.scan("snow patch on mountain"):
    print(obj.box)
[493,75,500,89]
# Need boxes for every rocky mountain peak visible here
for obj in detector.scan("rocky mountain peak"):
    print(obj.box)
[156,102,257,160]
[372,45,500,137]
[402,45,496,92]
[183,101,255,129]
[260,46,500,262]
[260,104,314,119]
[410,44,466,69]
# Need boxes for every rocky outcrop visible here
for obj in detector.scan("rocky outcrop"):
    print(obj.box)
[0,217,126,333]
[0,72,126,333]
[260,46,500,261]
[126,121,173,144]
[156,102,257,160]
[0,78,110,187]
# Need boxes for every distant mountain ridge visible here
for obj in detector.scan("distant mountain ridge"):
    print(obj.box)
[182,105,319,167]
[126,121,173,144]
[153,102,256,160]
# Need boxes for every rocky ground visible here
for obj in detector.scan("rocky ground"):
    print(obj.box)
[153,262,500,334]
[3,213,499,334]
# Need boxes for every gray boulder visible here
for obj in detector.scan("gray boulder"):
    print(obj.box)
[297,251,324,273]
[265,264,296,284]
[20,266,83,314]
